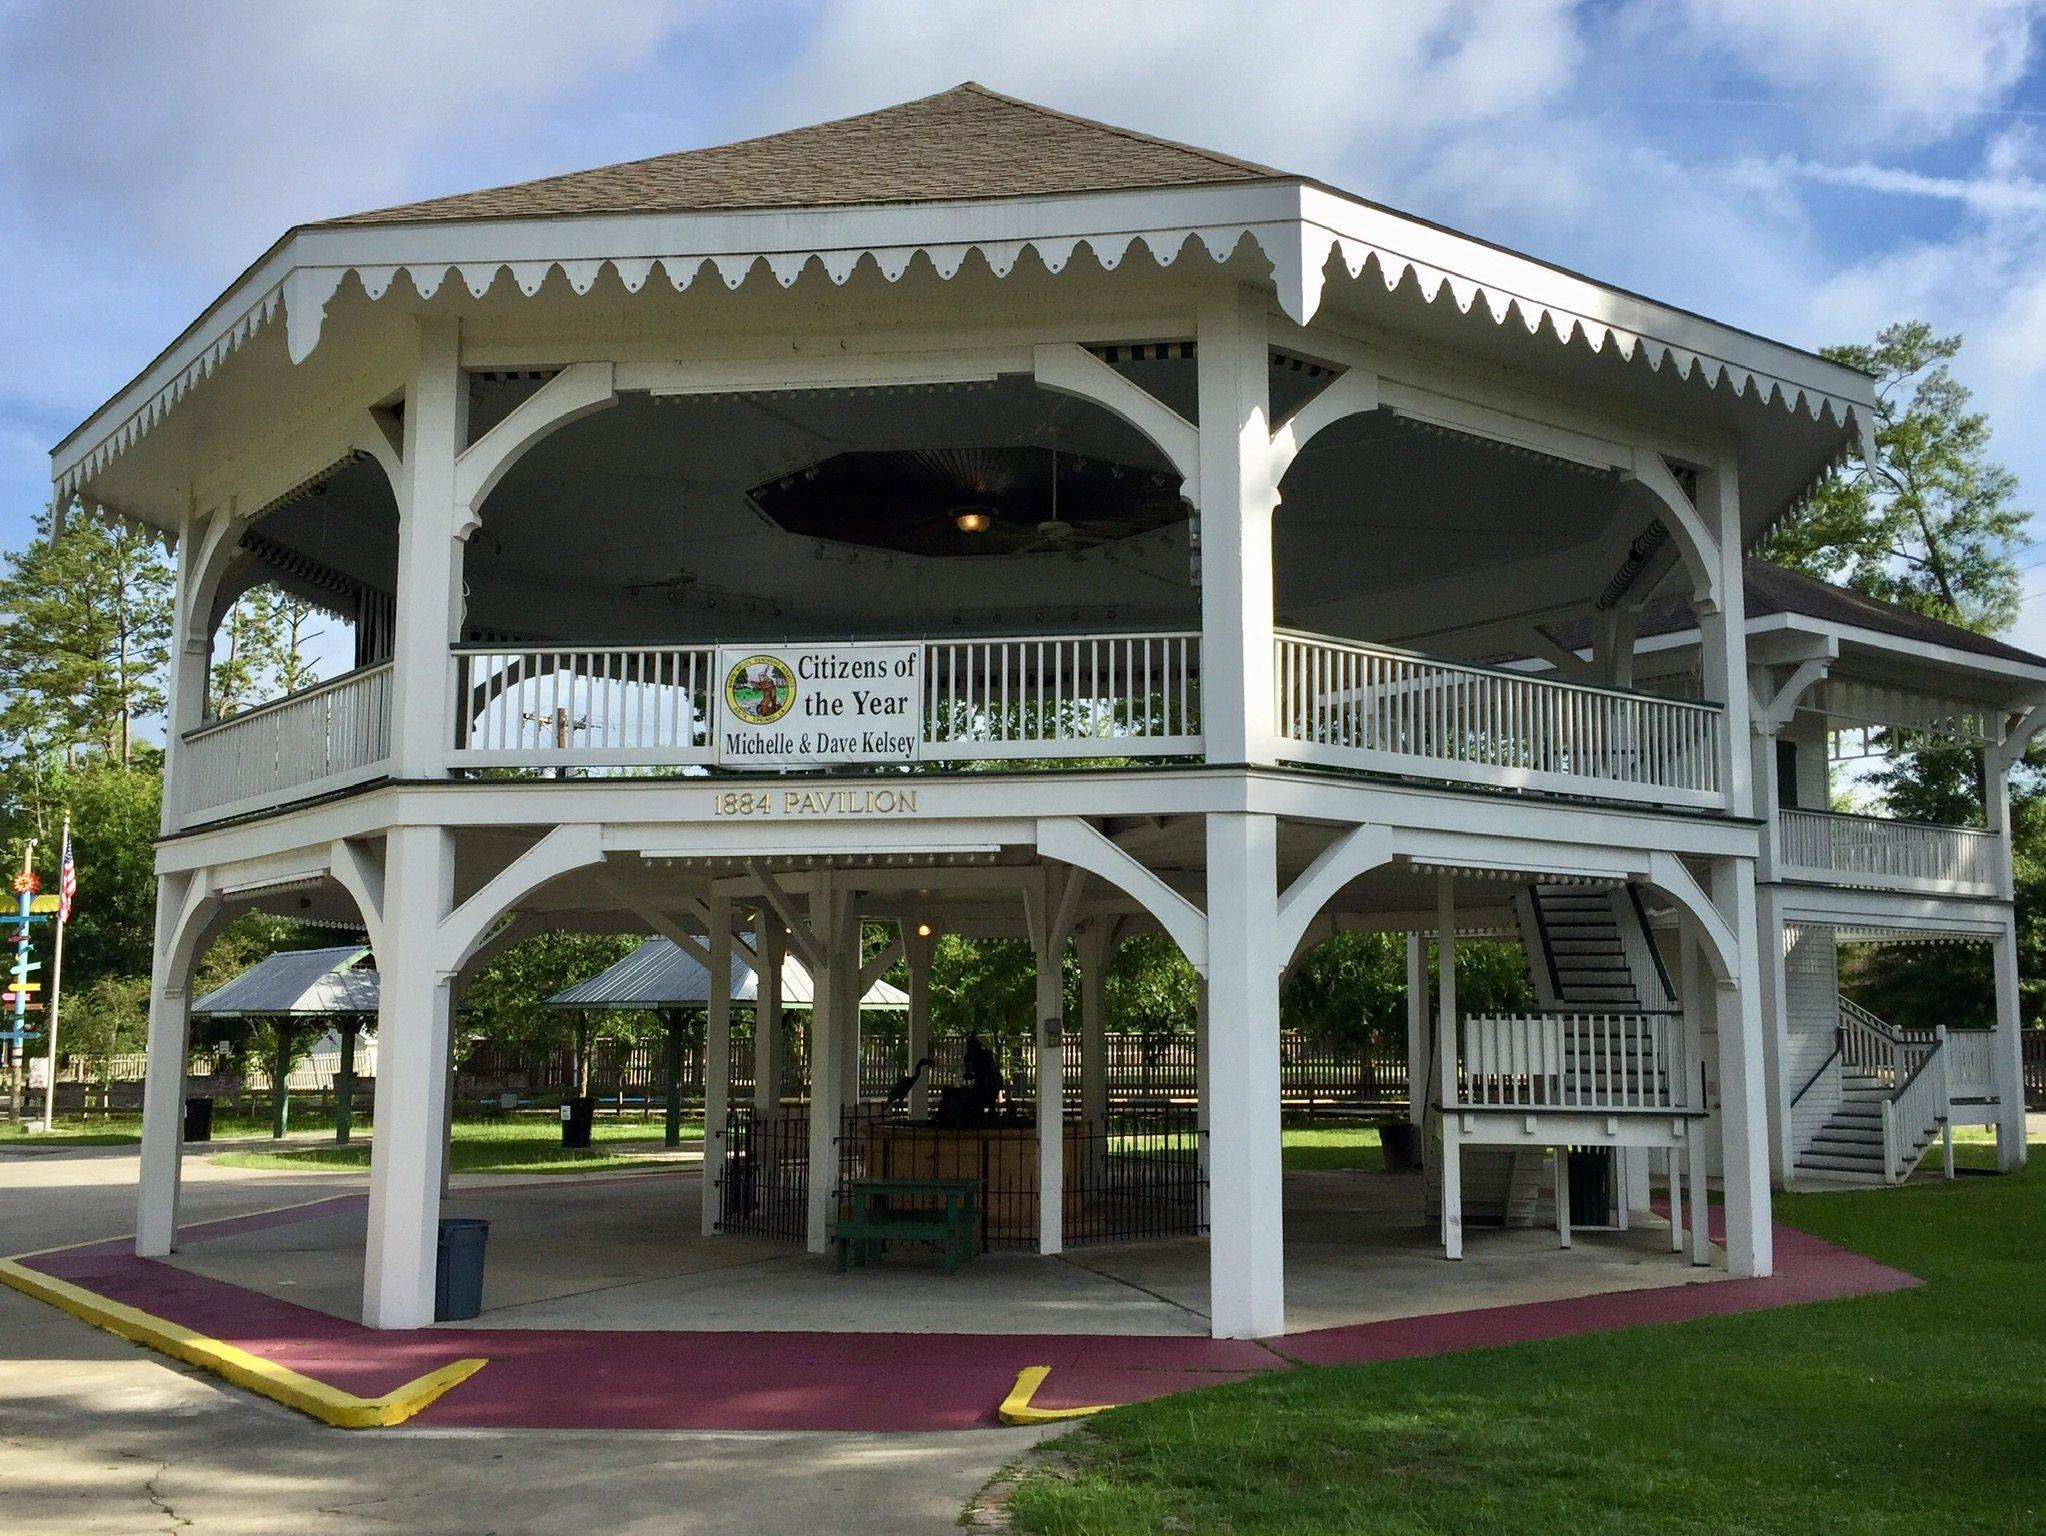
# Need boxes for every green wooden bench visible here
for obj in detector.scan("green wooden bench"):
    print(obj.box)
[834,1177,980,1275]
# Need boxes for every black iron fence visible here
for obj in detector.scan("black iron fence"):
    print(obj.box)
[715,1104,809,1244]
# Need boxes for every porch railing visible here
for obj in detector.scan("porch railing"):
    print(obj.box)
[1838,998,1939,1090]
[1274,631,1724,808]
[450,631,1203,770]
[1777,808,1998,893]
[1455,1012,1691,1113]
[179,662,393,822]
[1882,1026,1950,1184]
[1944,1030,1999,1101]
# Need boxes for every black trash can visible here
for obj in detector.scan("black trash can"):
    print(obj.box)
[182,1095,214,1143]
[1566,1146,1614,1227]
[560,1095,594,1149]
[435,1217,490,1321]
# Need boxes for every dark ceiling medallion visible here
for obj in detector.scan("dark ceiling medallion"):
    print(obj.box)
[750,445,1187,559]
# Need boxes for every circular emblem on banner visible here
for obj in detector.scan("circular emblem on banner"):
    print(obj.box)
[725,654,798,725]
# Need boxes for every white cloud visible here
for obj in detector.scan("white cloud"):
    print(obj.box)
[757,0,1584,190]
[0,0,705,275]
[1656,0,2040,143]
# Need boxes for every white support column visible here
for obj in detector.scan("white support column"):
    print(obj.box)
[1196,286,1280,767]
[1677,923,1704,1257]
[363,826,456,1328]
[1077,921,1113,1129]
[1756,881,1794,1185]
[804,883,841,1255]
[1688,459,1754,817]
[1436,874,1462,1261]
[702,897,732,1236]
[159,511,210,834]
[137,873,205,1256]
[389,320,468,779]
[905,920,936,1121]
[1405,931,1428,1129]
[835,899,861,1113]
[1991,916,2027,1172]
[1204,812,1284,1338]
[1983,738,2030,1171]
[1035,921,1066,1257]
[1709,857,1772,1278]
[756,919,784,1114]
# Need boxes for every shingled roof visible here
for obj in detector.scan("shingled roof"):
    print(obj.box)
[332,83,1284,227]
[1591,559,2046,669]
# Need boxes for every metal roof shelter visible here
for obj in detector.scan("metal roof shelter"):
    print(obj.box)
[545,938,908,1011]
[190,946,378,1018]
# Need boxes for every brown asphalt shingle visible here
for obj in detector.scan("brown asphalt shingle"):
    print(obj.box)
[329,83,1284,227]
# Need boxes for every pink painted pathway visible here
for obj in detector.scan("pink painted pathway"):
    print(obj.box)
[20,1200,1916,1432]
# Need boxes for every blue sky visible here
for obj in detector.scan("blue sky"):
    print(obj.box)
[7,0,2046,640]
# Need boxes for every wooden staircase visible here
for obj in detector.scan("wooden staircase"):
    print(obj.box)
[1424,1141,1544,1228]
[1790,1000,1948,1186]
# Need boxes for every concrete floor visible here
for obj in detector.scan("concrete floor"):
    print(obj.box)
[0,1145,1045,1534]
[166,1163,1726,1336]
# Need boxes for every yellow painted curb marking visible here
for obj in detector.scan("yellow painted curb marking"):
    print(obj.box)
[0,1257,486,1429]
[999,1365,1114,1425]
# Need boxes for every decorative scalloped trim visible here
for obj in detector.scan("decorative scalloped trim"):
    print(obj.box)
[57,225,1866,498]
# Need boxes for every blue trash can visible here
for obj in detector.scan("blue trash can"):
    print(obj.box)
[435,1217,490,1321]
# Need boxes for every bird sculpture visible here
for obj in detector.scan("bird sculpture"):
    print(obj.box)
[886,1056,934,1111]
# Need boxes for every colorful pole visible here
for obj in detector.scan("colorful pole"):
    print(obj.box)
[40,816,71,1134]
[6,843,40,1127]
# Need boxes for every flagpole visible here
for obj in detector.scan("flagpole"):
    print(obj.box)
[40,816,68,1135]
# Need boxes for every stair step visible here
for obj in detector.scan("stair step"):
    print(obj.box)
[1796,1153,1886,1172]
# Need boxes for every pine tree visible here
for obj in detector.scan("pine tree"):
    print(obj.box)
[0,503,172,767]
[1761,322,2027,633]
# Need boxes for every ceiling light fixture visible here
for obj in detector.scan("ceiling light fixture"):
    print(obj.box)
[952,506,994,534]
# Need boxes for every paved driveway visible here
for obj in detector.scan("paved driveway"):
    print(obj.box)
[0,1144,1045,1534]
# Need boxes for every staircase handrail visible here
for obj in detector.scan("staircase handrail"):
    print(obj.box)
[1789,1041,1841,1110]
[1521,886,1567,1003]
[1624,884,1679,1005]
[1882,1025,1949,1184]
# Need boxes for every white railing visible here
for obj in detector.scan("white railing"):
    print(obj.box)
[452,632,1203,770]
[1778,809,1998,893]
[1943,1030,1999,1101]
[1455,1012,1691,1113]
[1274,632,1724,808]
[1882,1025,1950,1184]
[179,663,393,823]
[1838,998,1939,1090]
[453,645,717,768]
[923,631,1200,760]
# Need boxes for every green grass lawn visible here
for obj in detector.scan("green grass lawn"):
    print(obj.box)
[1280,1121,1389,1172]
[210,1115,703,1176]
[1007,1143,2046,1535]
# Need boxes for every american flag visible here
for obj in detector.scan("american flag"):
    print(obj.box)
[57,822,75,925]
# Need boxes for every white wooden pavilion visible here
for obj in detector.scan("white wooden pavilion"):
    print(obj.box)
[64,84,2032,1339]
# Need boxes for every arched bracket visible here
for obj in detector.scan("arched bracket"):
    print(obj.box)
[327,838,389,958]
[1036,818,1207,976]
[1269,368,1381,482]
[1274,822,1392,971]
[1749,649,1835,734]
[1647,851,1736,986]
[1031,344,1200,507]
[452,362,617,537]
[1623,449,1721,614]
[439,824,605,976]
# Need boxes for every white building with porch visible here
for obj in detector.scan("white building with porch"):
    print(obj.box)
[57,86,2029,1342]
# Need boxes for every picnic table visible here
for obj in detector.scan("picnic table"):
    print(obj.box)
[834,1176,980,1274]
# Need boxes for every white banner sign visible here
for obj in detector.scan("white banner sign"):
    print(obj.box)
[714,643,922,766]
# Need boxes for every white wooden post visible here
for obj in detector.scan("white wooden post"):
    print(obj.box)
[804,883,841,1255]
[159,511,211,834]
[1709,857,1772,1277]
[1756,880,1795,1186]
[137,873,204,1256]
[1035,917,1066,1257]
[754,918,784,1114]
[1077,921,1113,1129]
[389,320,466,779]
[1983,738,2030,1172]
[702,897,732,1236]
[1205,811,1284,1337]
[1405,931,1428,1129]
[1437,873,1462,1261]
[1695,462,1754,818]
[363,826,455,1328]
[905,920,935,1121]
[1196,286,1280,767]
[1554,1147,1572,1249]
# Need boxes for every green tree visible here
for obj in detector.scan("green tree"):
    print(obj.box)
[0,503,172,767]
[1761,322,2026,631]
